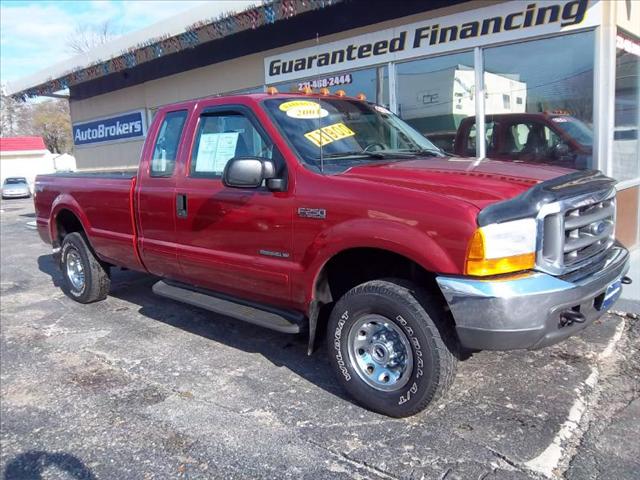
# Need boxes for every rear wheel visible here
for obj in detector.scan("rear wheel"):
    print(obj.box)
[60,232,110,303]
[327,279,458,417]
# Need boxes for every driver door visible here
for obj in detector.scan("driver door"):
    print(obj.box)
[174,104,294,306]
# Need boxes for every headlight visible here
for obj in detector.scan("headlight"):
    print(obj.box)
[465,218,536,276]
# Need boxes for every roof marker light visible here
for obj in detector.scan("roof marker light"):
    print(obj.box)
[335,89,346,97]
[301,86,313,95]
[319,87,330,96]
[356,93,366,101]
[266,86,278,95]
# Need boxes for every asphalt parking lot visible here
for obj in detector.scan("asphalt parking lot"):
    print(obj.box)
[1,197,639,480]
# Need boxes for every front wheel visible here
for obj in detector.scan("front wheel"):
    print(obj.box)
[327,280,458,417]
[60,232,111,303]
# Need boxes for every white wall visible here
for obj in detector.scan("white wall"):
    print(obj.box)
[397,68,454,120]
[0,151,55,190]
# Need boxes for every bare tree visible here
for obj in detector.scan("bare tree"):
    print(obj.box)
[0,86,30,137]
[66,20,115,54]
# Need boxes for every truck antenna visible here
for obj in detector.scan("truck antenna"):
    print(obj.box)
[315,32,324,174]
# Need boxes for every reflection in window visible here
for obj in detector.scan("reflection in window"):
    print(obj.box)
[150,110,187,177]
[483,31,595,169]
[613,34,640,182]
[396,52,475,154]
[465,121,495,157]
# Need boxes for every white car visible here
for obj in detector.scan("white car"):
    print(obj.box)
[2,177,31,199]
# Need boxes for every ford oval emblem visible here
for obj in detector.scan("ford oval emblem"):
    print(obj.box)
[591,221,607,235]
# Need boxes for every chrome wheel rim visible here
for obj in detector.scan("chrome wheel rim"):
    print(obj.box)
[347,314,413,392]
[66,249,85,291]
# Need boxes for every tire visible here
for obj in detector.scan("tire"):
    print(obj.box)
[60,232,111,303]
[327,279,458,417]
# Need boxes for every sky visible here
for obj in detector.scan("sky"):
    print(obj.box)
[0,0,253,87]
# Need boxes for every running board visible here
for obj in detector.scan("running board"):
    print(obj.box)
[152,280,303,334]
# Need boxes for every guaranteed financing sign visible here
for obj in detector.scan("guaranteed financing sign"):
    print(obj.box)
[73,110,147,146]
[265,0,601,83]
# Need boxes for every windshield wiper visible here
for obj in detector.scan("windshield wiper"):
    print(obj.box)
[399,148,446,157]
[315,150,389,160]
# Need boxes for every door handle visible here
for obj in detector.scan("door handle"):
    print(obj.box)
[176,193,187,218]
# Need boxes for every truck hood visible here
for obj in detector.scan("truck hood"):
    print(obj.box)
[341,157,574,210]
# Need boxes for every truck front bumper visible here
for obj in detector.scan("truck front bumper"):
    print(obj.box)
[436,245,630,351]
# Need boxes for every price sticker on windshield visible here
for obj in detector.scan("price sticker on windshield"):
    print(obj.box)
[279,100,328,119]
[304,122,355,147]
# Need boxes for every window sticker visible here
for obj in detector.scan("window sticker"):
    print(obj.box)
[195,132,239,173]
[304,122,355,147]
[279,100,329,119]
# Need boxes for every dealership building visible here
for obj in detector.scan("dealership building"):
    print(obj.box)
[6,0,639,249]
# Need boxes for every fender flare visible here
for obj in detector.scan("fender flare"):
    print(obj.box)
[301,218,460,354]
[49,194,92,248]
[303,218,458,300]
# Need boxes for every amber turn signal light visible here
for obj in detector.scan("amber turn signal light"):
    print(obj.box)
[464,228,535,276]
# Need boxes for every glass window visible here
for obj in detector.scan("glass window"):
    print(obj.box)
[502,122,563,158]
[275,66,389,106]
[262,97,442,174]
[482,31,595,169]
[150,110,187,177]
[4,177,27,185]
[190,112,273,178]
[465,121,495,157]
[613,34,640,182]
[396,51,475,154]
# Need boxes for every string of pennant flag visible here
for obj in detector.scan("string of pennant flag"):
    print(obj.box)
[18,0,342,100]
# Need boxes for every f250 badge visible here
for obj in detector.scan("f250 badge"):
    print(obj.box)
[298,207,326,219]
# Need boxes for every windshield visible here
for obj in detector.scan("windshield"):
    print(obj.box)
[262,97,442,173]
[551,117,593,147]
[4,178,27,185]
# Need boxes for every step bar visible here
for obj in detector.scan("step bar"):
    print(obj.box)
[152,280,303,334]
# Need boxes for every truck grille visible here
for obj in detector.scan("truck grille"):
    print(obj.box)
[538,189,616,275]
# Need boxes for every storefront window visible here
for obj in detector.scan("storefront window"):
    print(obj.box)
[273,66,389,107]
[482,31,595,170]
[613,33,640,183]
[230,86,265,94]
[396,52,474,153]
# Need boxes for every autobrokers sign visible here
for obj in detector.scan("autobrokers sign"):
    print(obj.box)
[265,0,601,84]
[73,110,147,146]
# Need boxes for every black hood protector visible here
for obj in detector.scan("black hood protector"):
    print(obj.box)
[477,170,616,226]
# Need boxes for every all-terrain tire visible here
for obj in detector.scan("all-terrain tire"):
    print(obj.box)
[327,279,458,417]
[60,232,111,303]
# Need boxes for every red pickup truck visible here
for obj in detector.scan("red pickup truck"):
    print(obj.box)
[451,112,593,169]
[34,92,631,417]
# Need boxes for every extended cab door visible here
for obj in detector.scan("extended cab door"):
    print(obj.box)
[174,103,294,306]
[136,108,190,278]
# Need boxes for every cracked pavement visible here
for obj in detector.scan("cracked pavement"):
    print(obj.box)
[1,197,639,479]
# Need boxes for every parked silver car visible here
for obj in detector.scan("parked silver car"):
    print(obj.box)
[2,177,31,199]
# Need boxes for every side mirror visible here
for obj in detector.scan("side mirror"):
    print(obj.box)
[222,157,283,191]
[553,142,570,159]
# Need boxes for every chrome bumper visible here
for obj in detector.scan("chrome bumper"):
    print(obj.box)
[2,191,30,198]
[436,245,630,351]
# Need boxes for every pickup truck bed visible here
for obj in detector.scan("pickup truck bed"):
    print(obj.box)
[35,171,140,269]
